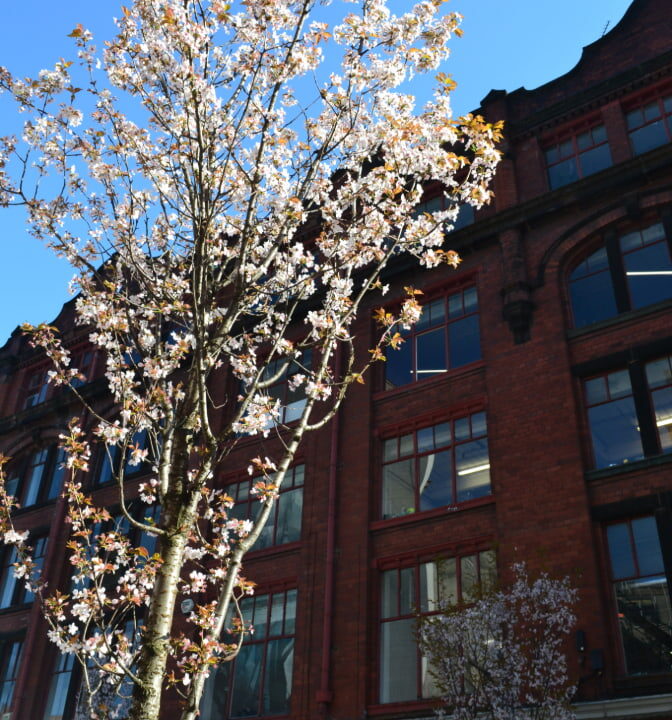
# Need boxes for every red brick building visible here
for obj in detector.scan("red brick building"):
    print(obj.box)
[0,0,671,717]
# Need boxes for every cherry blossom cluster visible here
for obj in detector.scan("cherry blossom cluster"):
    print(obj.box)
[0,0,501,717]
[419,564,577,720]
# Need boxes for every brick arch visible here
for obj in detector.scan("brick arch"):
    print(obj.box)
[1,426,65,461]
[536,185,672,289]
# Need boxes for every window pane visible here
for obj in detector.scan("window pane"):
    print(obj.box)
[630,121,668,155]
[0,548,18,608]
[607,523,636,580]
[416,328,447,379]
[437,557,458,606]
[383,438,398,462]
[645,357,672,389]
[570,269,617,327]
[623,241,672,309]
[419,450,453,511]
[46,448,67,501]
[399,567,415,616]
[382,460,414,519]
[456,439,490,502]
[381,570,398,619]
[448,314,481,368]
[479,550,497,592]
[252,595,269,640]
[380,619,416,703]
[23,449,48,506]
[230,644,263,717]
[284,590,297,634]
[417,427,434,453]
[652,386,672,452]
[43,653,76,720]
[263,638,293,715]
[454,417,470,442]
[587,397,643,468]
[419,561,438,612]
[548,157,579,189]
[269,593,284,636]
[199,662,230,719]
[461,554,479,602]
[615,576,672,674]
[580,143,612,177]
[463,286,478,313]
[632,516,665,576]
[0,640,22,714]
[608,370,632,400]
[276,487,302,544]
[399,434,413,457]
[434,422,451,447]
[585,376,608,405]
[471,412,487,437]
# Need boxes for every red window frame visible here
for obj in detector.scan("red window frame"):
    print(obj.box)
[625,86,672,151]
[384,284,481,390]
[604,516,672,676]
[544,122,611,189]
[380,411,490,520]
[378,549,496,705]
[203,586,297,718]
[227,464,304,550]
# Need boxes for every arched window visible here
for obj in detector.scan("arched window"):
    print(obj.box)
[569,217,672,328]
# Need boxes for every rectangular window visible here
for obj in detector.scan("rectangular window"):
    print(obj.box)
[228,466,304,550]
[545,124,612,190]
[606,516,672,675]
[584,354,672,469]
[379,551,496,704]
[626,92,672,155]
[0,637,23,716]
[201,588,297,718]
[382,413,490,519]
[385,287,481,390]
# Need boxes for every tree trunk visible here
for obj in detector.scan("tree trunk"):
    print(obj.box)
[128,427,198,720]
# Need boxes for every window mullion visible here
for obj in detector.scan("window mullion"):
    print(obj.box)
[628,362,659,456]
[662,210,672,260]
[605,231,630,313]
[654,506,672,596]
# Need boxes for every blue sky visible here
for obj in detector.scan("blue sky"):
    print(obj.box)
[0,0,632,344]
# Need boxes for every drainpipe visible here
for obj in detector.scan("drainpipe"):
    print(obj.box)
[316,345,342,716]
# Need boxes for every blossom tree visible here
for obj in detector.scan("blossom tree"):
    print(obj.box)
[0,1,501,719]
[418,564,577,720]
